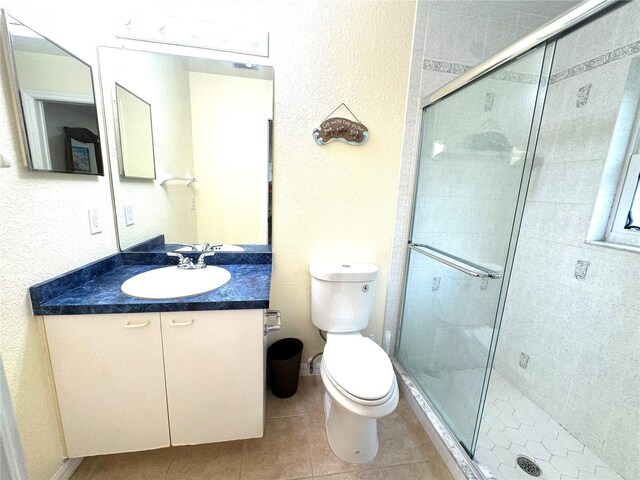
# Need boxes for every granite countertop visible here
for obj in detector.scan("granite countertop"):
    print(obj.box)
[30,246,272,316]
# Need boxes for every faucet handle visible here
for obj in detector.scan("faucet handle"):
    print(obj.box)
[167,252,195,269]
[196,251,216,268]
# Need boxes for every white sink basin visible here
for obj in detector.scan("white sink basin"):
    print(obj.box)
[175,244,245,252]
[121,266,231,299]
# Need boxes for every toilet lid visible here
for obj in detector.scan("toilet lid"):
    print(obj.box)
[323,335,395,401]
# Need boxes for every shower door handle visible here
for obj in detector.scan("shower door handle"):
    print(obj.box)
[408,243,502,279]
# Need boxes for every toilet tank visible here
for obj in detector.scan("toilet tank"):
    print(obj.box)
[309,263,378,333]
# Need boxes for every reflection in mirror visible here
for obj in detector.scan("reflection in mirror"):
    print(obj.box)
[2,13,103,175]
[115,83,155,179]
[99,46,273,251]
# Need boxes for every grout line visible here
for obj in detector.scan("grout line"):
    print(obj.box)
[161,457,173,480]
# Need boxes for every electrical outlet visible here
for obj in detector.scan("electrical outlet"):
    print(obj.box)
[190,196,196,210]
[124,205,134,226]
[88,209,102,235]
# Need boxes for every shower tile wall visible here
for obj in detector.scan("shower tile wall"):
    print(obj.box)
[491,3,640,479]
[384,0,580,352]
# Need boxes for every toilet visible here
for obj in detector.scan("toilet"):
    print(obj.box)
[309,263,398,464]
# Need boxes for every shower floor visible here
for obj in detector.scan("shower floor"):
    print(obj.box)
[476,372,624,480]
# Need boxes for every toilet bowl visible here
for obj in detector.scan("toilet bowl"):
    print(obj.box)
[320,332,398,463]
[309,263,398,464]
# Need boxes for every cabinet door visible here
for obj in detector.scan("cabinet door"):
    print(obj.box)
[161,310,264,445]
[44,313,170,457]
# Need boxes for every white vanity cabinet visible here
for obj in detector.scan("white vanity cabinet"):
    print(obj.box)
[44,313,170,457]
[161,310,264,445]
[44,309,265,458]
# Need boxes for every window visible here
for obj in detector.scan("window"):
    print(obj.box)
[586,57,640,252]
[606,135,640,248]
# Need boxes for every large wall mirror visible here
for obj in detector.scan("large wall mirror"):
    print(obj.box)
[99,46,273,251]
[1,12,104,175]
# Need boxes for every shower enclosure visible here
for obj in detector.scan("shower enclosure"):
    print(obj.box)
[395,2,638,480]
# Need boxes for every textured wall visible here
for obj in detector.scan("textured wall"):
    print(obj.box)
[265,0,415,360]
[0,1,415,478]
[0,36,117,480]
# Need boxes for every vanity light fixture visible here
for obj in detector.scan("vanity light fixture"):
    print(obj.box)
[115,14,269,57]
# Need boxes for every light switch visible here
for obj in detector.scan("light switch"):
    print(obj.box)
[124,205,135,226]
[88,209,102,235]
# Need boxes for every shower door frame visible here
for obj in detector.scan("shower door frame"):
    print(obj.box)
[392,0,627,471]
[398,41,554,458]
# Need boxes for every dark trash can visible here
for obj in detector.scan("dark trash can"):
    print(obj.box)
[267,338,304,398]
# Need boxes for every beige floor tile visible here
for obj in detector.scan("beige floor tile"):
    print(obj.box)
[315,469,385,479]
[69,376,450,480]
[88,448,174,480]
[307,414,380,477]
[240,416,313,480]
[376,399,441,467]
[266,375,324,418]
[69,457,98,480]
[381,460,453,480]
[165,440,243,479]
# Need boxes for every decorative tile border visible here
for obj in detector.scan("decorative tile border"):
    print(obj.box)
[549,40,640,84]
[393,359,492,480]
[423,39,640,88]
[423,58,539,85]
[423,58,473,75]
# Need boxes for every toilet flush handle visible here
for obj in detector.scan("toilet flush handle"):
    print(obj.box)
[264,309,281,335]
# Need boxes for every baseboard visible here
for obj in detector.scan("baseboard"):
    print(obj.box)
[299,361,322,376]
[51,458,83,480]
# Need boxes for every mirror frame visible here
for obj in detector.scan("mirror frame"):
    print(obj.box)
[0,10,104,175]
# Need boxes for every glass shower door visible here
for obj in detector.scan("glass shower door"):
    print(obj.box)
[397,44,548,453]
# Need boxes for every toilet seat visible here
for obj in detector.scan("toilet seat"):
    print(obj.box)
[323,333,395,405]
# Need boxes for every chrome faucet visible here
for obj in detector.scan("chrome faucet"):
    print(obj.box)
[167,251,215,269]
[196,251,216,268]
[167,252,196,269]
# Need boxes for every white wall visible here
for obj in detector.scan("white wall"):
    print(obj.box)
[0,1,415,478]
[14,49,93,97]
[190,72,272,244]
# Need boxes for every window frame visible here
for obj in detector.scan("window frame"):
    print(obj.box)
[604,110,640,248]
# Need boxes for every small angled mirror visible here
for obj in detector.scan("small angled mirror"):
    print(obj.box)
[1,12,104,175]
[114,83,156,179]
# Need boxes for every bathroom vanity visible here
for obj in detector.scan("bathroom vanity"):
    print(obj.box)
[30,247,273,458]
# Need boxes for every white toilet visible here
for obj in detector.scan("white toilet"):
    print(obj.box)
[309,263,399,464]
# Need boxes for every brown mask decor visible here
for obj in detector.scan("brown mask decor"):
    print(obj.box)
[313,103,369,146]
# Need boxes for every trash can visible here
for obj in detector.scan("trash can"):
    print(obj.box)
[267,338,304,398]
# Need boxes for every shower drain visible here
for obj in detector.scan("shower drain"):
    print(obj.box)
[516,456,542,477]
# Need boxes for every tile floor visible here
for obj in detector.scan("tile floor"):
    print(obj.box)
[476,372,624,480]
[70,375,453,480]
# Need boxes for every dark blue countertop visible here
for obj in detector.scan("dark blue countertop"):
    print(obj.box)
[30,245,272,316]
